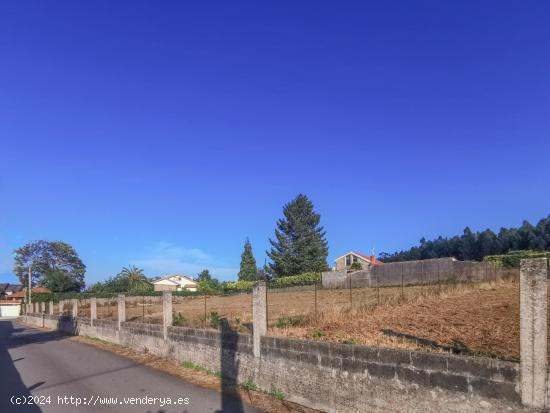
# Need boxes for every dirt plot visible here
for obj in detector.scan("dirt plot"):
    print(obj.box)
[85,278,531,361]
[270,281,529,361]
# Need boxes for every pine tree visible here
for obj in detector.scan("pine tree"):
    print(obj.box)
[238,238,259,281]
[267,194,329,277]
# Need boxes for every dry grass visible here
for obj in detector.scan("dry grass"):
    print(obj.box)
[270,280,526,361]
[84,278,531,361]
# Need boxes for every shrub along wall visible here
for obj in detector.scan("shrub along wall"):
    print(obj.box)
[484,250,550,268]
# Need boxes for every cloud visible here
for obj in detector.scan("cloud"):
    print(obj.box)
[132,242,238,280]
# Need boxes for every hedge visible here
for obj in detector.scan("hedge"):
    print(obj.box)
[269,272,321,288]
[221,272,322,293]
[483,250,550,268]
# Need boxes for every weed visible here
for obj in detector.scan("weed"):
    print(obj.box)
[242,379,257,391]
[311,330,325,339]
[209,311,222,328]
[268,385,285,400]
[275,315,308,328]
[181,360,221,378]
[172,312,187,326]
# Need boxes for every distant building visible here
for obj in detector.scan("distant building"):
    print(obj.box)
[334,251,383,271]
[9,287,50,301]
[152,275,198,292]
[0,283,24,299]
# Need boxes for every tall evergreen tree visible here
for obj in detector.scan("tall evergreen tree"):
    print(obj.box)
[238,238,259,281]
[267,194,329,277]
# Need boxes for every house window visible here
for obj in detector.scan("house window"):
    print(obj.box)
[353,256,358,263]
[345,255,351,266]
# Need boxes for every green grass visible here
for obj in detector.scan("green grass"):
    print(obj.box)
[311,330,325,339]
[268,385,285,400]
[181,360,222,378]
[242,379,257,391]
[82,335,112,346]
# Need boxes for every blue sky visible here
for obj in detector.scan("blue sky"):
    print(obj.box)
[1,1,549,286]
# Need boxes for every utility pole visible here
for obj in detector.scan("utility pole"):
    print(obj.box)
[28,265,32,304]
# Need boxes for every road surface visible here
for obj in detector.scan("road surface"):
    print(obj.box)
[0,319,264,413]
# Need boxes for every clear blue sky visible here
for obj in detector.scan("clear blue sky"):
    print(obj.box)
[1,1,549,286]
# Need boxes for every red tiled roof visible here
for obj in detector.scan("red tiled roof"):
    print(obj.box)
[353,252,384,265]
[10,287,50,298]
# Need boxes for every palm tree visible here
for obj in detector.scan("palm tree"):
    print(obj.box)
[119,265,146,286]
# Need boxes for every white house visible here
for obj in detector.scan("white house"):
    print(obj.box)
[152,274,198,292]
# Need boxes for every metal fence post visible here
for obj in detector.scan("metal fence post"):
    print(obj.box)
[349,274,352,308]
[401,263,405,301]
[203,293,207,328]
[314,282,317,322]
[376,270,380,304]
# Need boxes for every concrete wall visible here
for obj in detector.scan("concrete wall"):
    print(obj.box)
[322,258,514,289]
[20,313,521,412]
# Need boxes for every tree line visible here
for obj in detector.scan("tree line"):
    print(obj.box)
[378,216,550,263]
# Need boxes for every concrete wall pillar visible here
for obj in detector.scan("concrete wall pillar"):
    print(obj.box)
[520,258,548,408]
[90,297,97,326]
[117,295,126,330]
[49,301,54,315]
[40,302,45,313]
[59,300,65,315]
[33,302,37,313]
[71,299,78,318]
[162,291,173,339]
[252,282,267,358]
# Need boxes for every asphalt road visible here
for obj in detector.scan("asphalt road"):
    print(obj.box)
[0,319,264,413]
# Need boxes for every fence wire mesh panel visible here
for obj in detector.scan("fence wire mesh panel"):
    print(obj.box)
[77,299,90,318]
[267,286,317,327]
[97,297,118,320]
[64,301,73,316]
[172,293,252,331]
[142,296,162,323]
[264,267,521,361]
[125,296,138,321]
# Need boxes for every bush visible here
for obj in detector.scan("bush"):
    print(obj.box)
[222,280,254,293]
[484,250,550,268]
[173,312,187,326]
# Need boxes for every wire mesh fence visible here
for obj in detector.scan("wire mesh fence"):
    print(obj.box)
[172,292,253,331]
[264,267,522,360]
[96,297,118,320]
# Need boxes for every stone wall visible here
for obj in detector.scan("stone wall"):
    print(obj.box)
[20,313,521,412]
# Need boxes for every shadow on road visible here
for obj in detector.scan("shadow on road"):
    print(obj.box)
[0,320,42,412]
[216,319,244,413]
